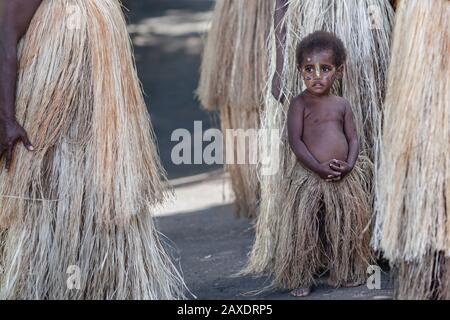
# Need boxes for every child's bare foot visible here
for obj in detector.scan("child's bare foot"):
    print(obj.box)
[289,287,312,297]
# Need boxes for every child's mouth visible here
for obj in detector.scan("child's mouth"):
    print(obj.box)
[312,83,324,88]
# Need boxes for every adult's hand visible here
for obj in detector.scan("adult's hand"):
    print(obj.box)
[0,0,42,171]
[0,119,33,170]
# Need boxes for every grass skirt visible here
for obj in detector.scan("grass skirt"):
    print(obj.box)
[197,0,273,218]
[0,0,185,299]
[375,0,450,300]
[272,157,374,289]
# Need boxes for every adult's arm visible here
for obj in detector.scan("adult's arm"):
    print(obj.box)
[271,0,288,102]
[0,0,42,170]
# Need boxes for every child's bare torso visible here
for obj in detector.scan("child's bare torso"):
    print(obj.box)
[301,94,349,163]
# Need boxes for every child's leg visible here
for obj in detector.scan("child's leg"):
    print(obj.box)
[290,204,328,297]
[272,174,324,294]
[322,169,374,287]
[317,203,331,277]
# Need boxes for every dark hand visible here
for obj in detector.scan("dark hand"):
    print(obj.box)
[318,160,341,181]
[0,119,34,170]
[328,159,353,180]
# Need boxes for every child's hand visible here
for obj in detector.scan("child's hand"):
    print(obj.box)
[318,160,341,181]
[329,159,353,178]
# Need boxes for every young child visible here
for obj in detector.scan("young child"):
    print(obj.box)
[275,31,373,297]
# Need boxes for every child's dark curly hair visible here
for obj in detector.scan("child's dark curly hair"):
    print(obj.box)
[296,31,347,67]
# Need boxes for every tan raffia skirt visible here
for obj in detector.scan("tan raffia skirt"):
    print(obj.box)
[272,156,374,289]
[0,0,185,299]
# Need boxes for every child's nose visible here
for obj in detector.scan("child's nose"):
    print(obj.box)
[313,73,322,80]
[314,65,322,78]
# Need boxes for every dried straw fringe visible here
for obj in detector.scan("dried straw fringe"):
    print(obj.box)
[0,0,185,299]
[197,0,273,218]
[221,106,261,218]
[197,0,235,112]
[394,253,450,300]
[374,0,449,299]
[198,0,272,113]
[272,158,374,289]
[243,0,393,276]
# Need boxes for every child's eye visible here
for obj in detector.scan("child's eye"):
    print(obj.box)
[304,67,313,73]
[322,66,331,72]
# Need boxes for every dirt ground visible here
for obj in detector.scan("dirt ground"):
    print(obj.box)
[127,0,394,300]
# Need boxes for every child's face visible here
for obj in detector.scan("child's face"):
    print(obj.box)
[298,50,343,96]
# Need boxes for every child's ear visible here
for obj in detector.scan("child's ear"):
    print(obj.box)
[297,64,302,72]
[335,64,344,79]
